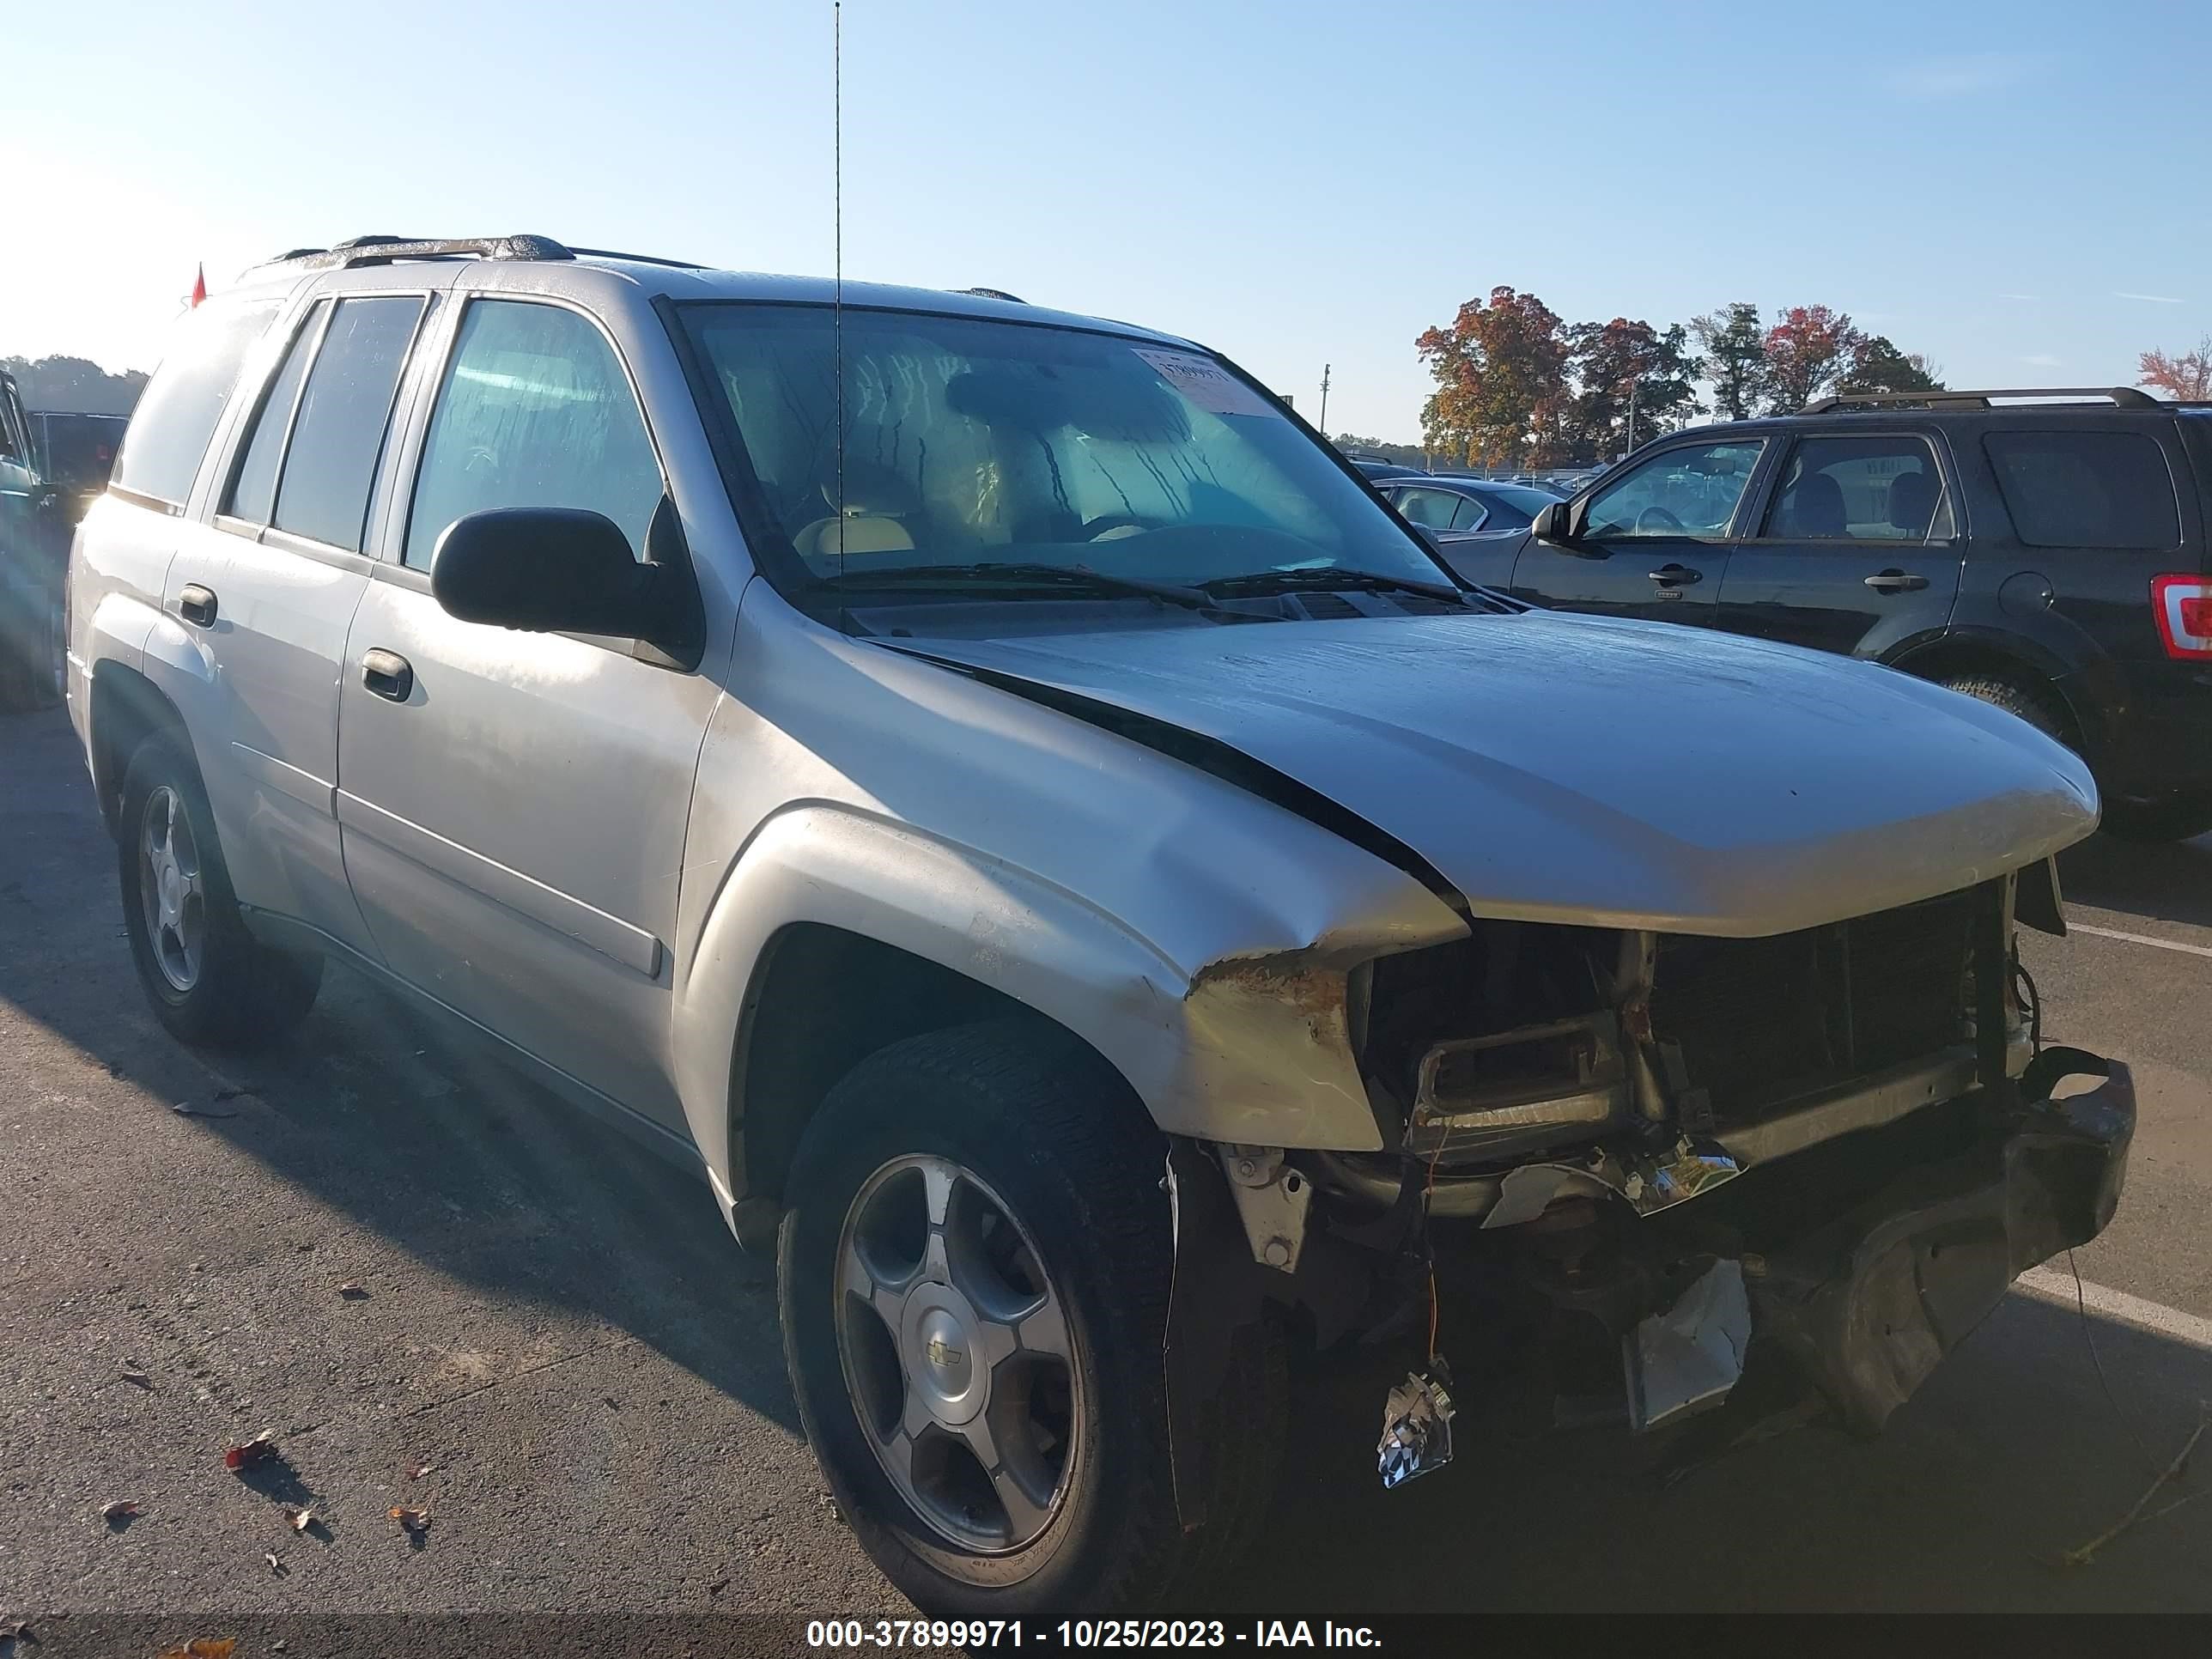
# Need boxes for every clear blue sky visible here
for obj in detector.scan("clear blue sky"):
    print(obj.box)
[5,0,2206,437]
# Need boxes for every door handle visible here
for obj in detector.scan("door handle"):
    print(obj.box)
[179,584,217,627]
[361,647,414,702]
[1647,564,1702,586]
[1863,569,1929,593]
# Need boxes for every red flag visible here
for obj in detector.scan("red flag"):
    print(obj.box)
[189,264,207,308]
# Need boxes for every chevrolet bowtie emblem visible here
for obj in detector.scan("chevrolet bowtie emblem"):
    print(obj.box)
[926,1335,964,1368]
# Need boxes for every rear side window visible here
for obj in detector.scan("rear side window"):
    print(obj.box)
[110,299,281,506]
[1984,430,2180,550]
[403,300,662,570]
[1395,486,1462,530]
[270,295,426,551]
[1765,434,1954,541]
[224,301,329,525]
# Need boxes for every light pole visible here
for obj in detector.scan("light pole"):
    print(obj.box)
[1318,363,1331,438]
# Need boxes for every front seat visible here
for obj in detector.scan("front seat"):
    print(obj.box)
[1773,470,1848,538]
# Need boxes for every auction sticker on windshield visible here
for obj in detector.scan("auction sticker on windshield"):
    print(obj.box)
[1132,348,1274,418]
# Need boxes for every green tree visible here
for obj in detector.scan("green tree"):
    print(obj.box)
[1329,434,1425,466]
[1839,336,1946,395]
[1416,287,1570,468]
[1689,301,1767,421]
[1762,305,1866,412]
[1562,319,1702,463]
[0,355,148,415]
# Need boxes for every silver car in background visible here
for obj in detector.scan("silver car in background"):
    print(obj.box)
[68,234,2133,1615]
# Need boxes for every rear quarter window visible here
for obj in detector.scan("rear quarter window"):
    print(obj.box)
[1983,429,2180,550]
[110,299,281,507]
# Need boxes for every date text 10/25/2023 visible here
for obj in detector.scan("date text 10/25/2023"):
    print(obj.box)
[805,1619,1384,1649]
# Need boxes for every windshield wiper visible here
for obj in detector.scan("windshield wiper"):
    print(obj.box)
[1200,568,1473,605]
[818,561,1232,613]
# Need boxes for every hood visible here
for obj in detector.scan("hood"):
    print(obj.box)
[885,611,2099,937]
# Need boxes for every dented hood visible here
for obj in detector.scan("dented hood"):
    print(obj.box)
[891,611,2100,937]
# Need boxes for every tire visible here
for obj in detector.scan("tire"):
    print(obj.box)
[1941,672,2066,742]
[116,732,323,1048]
[0,589,63,713]
[778,1019,1283,1617]
[2101,792,2212,844]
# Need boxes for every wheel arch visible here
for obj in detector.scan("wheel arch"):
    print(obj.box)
[88,659,197,839]
[1882,630,2098,756]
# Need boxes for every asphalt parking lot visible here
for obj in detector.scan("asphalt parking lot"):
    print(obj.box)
[3,702,2209,1620]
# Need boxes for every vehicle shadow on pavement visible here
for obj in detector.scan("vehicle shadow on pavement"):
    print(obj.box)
[2061,831,2212,929]
[0,708,802,1445]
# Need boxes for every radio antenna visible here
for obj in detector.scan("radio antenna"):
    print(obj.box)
[832,0,844,574]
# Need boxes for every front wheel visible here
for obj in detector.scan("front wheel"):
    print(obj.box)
[778,1020,1280,1616]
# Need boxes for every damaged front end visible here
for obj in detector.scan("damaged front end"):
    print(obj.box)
[1164,864,2134,1508]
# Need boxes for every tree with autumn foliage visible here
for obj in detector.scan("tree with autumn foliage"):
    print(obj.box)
[1561,319,1701,462]
[2140,337,2212,401]
[1415,287,1570,468]
[1762,305,1866,412]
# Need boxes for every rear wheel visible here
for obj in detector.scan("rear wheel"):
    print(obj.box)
[2102,792,2212,844]
[778,1020,1281,1616]
[1940,671,2066,741]
[117,733,323,1048]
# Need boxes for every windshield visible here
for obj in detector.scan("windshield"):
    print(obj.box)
[680,304,1449,599]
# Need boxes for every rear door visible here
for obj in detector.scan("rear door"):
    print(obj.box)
[194,280,445,951]
[1510,436,1767,621]
[334,291,722,1132]
[1713,428,1964,656]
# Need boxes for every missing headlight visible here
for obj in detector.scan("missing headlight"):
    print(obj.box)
[1407,1012,1629,1163]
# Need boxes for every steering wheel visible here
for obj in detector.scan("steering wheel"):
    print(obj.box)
[1635,505,1686,533]
[1079,514,1152,543]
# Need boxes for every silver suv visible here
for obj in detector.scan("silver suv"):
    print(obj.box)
[69,234,2134,1615]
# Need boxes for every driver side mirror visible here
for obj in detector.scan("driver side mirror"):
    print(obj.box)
[432,505,702,667]
[1531,499,1603,554]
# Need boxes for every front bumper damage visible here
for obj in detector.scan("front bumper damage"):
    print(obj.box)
[1164,1045,2133,1518]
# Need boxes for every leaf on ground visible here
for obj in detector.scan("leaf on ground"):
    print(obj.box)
[390,1505,430,1534]
[404,1460,434,1480]
[118,1360,153,1389]
[337,1282,368,1300]
[100,1498,140,1522]
[283,1504,315,1532]
[223,1430,278,1470]
[156,1642,237,1659]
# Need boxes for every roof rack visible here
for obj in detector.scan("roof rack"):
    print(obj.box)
[268,234,576,271]
[1804,386,2164,414]
[567,246,706,270]
[954,287,1028,303]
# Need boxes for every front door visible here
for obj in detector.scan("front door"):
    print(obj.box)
[1510,437,1767,623]
[334,296,720,1132]
[1713,430,1965,656]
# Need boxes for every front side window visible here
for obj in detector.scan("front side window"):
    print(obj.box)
[1469,484,1558,529]
[224,301,329,525]
[270,295,426,551]
[678,304,1451,598]
[1583,440,1764,538]
[1984,429,2180,550]
[404,301,663,571]
[1764,434,1954,542]
[110,298,281,506]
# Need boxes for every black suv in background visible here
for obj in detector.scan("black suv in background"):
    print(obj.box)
[0,370,64,711]
[1434,388,2212,841]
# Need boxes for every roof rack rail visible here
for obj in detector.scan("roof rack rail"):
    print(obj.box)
[566,246,707,270]
[1804,386,2164,414]
[269,234,576,271]
[954,287,1028,303]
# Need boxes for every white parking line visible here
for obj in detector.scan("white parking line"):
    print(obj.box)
[2015,1265,2212,1352]
[2069,921,2212,960]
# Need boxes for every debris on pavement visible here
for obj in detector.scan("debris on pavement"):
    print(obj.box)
[337,1281,368,1299]
[282,1504,316,1533]
[223,1430,279,1471]
[156,1641,236,1659]
[264,1551,283,1575]
[118,1359,152,1389]
[170,1101,237,1120]
[390,1505,430,1534]
[2057,1405,2209,1568]
[404,1459,434,1480]
[100,1498,140,1526]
